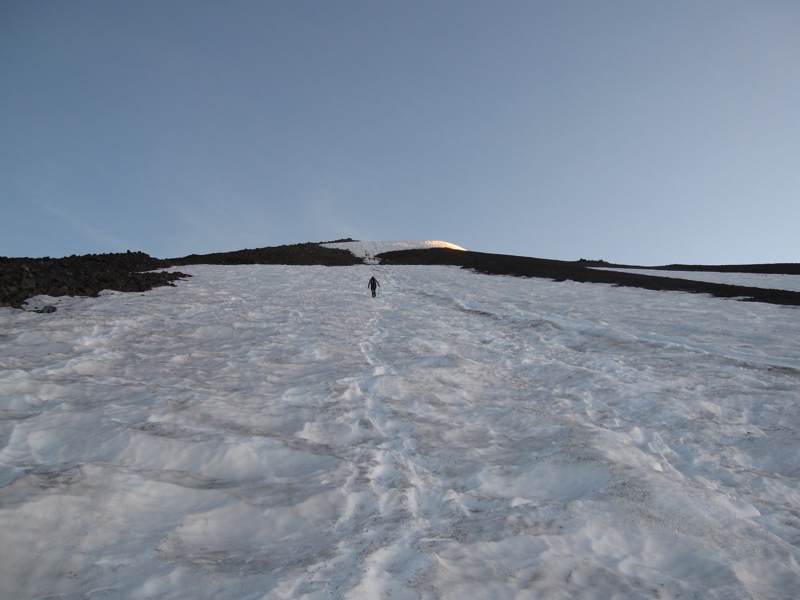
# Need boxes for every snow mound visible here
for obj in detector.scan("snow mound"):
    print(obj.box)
[321,240,467,263]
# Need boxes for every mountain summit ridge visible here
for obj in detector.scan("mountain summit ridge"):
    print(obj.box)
[321,240,467,263]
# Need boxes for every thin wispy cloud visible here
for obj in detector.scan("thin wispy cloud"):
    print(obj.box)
[2,3,799,263]
[29,195,133,255]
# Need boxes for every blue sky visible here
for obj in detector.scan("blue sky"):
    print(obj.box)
[2,1,799,265]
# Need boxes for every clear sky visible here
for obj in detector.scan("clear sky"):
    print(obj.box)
[2,1,799,265]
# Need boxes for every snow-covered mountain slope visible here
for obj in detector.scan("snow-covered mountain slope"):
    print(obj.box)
[322,240,466,263]
[594,267,800,292]
[2,264,800,599]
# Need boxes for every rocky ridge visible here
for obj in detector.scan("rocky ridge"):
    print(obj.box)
[3,240,799,309]
[1,241,362,309]
[376,248,800,306]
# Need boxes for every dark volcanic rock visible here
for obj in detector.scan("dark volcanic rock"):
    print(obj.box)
[0,252,189,309]
[650,263,800,275]
[162,242,364,267]
[1,243,362,310]
[377,248,800,307]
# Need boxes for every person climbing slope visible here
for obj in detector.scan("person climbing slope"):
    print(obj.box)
[368,276,380,298]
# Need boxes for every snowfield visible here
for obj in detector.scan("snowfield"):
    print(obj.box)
[2,262,800,599]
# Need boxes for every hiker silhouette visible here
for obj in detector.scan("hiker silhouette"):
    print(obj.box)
[368,276,380,298]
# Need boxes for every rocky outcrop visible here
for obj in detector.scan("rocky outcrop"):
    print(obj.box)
[0,243,364,309]
[0,252,189,309]
[164,242,364,267]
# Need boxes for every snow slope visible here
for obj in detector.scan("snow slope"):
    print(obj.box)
[593,267,800,292]
[321,240,467,263]
[2,263,800,599]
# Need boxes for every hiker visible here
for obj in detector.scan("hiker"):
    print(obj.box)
[368,276,380,298]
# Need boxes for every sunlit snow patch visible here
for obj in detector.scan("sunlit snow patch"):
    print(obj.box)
[322,240,466,263]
